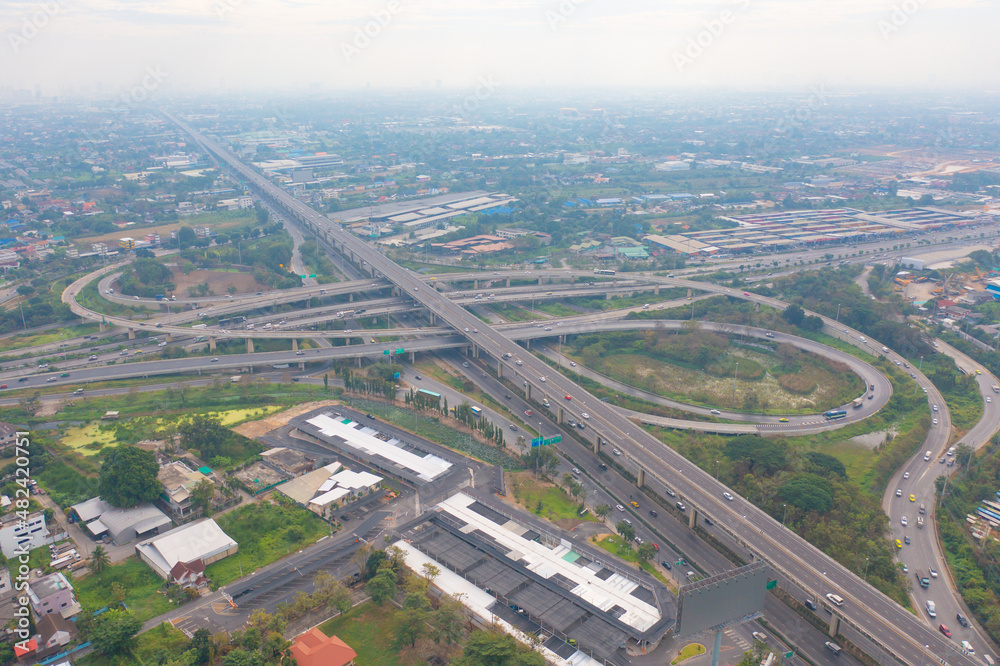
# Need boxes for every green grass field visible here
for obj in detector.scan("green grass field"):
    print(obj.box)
[319,603,400,666]
[206,500,329,587]
[593,535,670,585]
[510,472,596,523]
[0,324,102,353]
[74,558,175,622]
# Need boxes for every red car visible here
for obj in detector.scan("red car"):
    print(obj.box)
[652,543,660,552]
[565,395,572,400]
[939,624,951,638]
[0,384,6,389]
[524,410,533,417]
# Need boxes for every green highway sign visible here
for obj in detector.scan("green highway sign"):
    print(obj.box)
[531,437,543,447]
[299,274,318,278]
[784,651,794,659]
[766,580,777,590]
[383,350,390,355]
[394,348,405,354]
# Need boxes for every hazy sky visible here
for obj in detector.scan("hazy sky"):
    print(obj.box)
[2,0,999,96]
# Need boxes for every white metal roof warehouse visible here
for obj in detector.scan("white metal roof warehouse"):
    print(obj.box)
[305,413,452,482]
[135,518,238,580]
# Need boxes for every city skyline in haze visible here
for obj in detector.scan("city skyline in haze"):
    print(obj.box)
[2,0,999,96]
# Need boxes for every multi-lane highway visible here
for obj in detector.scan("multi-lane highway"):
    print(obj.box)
[163,110,977,665]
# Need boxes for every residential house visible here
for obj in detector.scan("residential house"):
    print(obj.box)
[289,628,357,666]
[27,572,80,619]
[0,511,54,559]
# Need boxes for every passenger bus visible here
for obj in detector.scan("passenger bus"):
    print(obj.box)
[594,269,616,275]
[824,409,847,420]
[470,406,482,417]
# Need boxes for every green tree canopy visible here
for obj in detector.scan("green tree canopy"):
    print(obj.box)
[724,435,788,475]
[89,609,143,657]
[98,446,161,508]
[779,473,834,513]
[454,629,545,666]
[806,451,847,478]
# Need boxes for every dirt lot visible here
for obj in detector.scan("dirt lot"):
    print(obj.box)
[232,400,341,438]
[169,268,271,296]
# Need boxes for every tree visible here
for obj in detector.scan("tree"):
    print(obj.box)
[421,562,441,583]
[98,446,161,508]
[782,304,805,327]
[189,627,213,664]
[112,582,127,605]
[525,446,558,478]
[135,248,156,258]
[637,542,656,562]
[432,594,465,645]
[595,503,611,519]
[724,435,788,474]
[806,451,847,478]
[366,568,397,605]
[779,473,834,513]
[395,592,431,648]
[190,479,216,516]
[89,544,109,575]
[89,609,143,657]
[177,226,197,249]
[223,648,265,666]
[453,629,545,666]
[615,520,635,543]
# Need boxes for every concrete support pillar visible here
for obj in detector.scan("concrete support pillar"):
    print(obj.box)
[474,280,480,290]
[348,293,354,302]
[99,321,107,332]
[409,351,415,363]
[473,345,479,358]
[292,339,298,351]
[654,285,660,295]
[525,339,531,351]
[526,384,532,401]
[246,338,254,354]
[606,292,613,300]
[128,328,136,340]
[209,337,216,351]
[559,335,565,345]
[538,277,543,285]
[828,615,840,638]
[429,312,436,326]
[497,361,503,377]
[593,437,600,454]
[357,356,362,368]
[687,288,693,298]
[558,407,565,423]
[299,361,305,370]
[165,332,173,342]
[506,278,511,288]
[689,508,698,529]
[637,468,646,489]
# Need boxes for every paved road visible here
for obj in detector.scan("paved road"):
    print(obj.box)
[163,112,976,665]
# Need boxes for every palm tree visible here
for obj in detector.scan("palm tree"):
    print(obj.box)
[89,545,110,575]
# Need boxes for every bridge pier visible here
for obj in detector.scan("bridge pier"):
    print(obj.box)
[558,406,565,423]
[409,351,415,363]
[538,277,544,285]
[593,436,601,454]
[606,292,613,300]
[357,356,362,368]
[292,339,298,351]
[165,333,173,342]
[497,361,503,377]
[525,339,530,351]
[687,288,692,298]
[429,312,436,326]
[99,321,107,332]
[828,615,840,638]
[246,339,254,354]
[689,508,698,529]
[526,384,532,401]
[636,468,645,488]
[299,361,305,370]
[506,278,511,288]
[654,285,660,295]
[559,335,565,345]
[128,328,136,340]
[474,280,480,290]
[209,337,216,351]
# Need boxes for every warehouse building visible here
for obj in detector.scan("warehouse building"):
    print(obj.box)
[135,518,238,580]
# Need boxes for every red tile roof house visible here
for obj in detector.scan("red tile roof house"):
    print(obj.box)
[289,628,357,666]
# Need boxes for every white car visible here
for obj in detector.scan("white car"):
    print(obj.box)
[903,472,910,479]
[901,516,908,527]
[612,448,622,456]
[826,593,844,607]
[895,488,902,497]
[710,409,721,415]
[570,361,576,367]
[616,504,625,512]
[723,492,734,501]
[933,418,938,425]
[581,412,590,419]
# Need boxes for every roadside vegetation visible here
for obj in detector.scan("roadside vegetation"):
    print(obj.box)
[936,442,1000,644]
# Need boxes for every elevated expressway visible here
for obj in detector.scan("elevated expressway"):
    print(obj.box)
[164,110,973,666]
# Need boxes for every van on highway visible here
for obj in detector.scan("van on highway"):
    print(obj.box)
[924,450,932,461]
[825,642,842,656]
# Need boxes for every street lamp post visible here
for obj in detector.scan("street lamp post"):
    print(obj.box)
[864,557,870,581]
[715,460,720,480]
[782,504,787,526]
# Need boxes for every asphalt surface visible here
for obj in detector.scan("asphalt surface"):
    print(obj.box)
[150,111,982,665]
